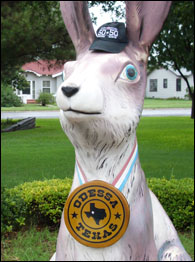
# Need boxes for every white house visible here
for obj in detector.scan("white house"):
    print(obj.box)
[17,60,193,103]
[16,60,65,104]
[146,67,193,99]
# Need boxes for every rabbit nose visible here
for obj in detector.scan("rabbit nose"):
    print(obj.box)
[61,86,79,97]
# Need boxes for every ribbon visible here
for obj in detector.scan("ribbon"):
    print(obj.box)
[76,140,138,192]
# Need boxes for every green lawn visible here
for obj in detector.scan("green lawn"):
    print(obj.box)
[1,117,194,188]
[1,98,192,111]
[143,98,192,108]
[137,117,194,179]
[1,104,59,111]
[1,226,194,261]
[1,119,75,188]
[1,117,194,261]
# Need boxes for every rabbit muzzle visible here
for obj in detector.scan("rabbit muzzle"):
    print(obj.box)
[56,51,146,150]
[56,52,145,118]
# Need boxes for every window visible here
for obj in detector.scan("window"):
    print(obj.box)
[176,78,181,91]
[42,81,50,93]
[149,79,158,92]
[43,88,50,93]
[163,79,168,88]
[43,81,50,87]
[23,81,31,94]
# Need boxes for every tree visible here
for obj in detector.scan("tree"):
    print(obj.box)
[1,1,123,75]
[89,1,125,21]
[1,1,75,84]
[1,1,194,118]
[90,1,194,118]
[148,1,194,118]
[1,1,122,88]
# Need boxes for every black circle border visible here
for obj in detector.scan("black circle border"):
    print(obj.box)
[66,183,127,245]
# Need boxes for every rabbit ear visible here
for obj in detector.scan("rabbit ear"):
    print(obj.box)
[126,1,171,51]
[60,1,95,57]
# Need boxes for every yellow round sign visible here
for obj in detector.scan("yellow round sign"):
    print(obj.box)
[64,180,130,248]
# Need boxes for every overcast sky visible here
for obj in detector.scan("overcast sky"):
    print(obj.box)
[89,3,125,32]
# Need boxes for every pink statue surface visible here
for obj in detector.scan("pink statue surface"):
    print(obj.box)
[50,1,192,261]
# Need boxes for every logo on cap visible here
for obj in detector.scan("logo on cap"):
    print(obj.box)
[89,22,128,53]
[97,27,119,39]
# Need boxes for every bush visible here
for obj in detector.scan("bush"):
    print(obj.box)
[185,86,194,100]
[148,177,194,231]
[1,84,23,107]
[1,187,28,234]
[1,178,72,234]
[1,177,194,234]
[36,92,55,106]
[1,119,20,130]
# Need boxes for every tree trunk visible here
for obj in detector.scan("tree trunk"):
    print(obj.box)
[174,67,194,119]
[191,92,194,119]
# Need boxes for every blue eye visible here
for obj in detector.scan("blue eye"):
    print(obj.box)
[125,65,137,80]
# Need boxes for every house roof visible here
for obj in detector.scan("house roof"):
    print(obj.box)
[22,60,65,77]
[168,67,192,77]
[148,66,192,77]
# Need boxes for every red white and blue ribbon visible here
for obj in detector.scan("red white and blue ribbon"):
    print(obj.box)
[76,140,138,192]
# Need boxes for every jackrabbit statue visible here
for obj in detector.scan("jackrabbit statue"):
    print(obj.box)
[53,1,192,261]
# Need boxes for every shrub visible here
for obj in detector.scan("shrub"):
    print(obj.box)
[1,177,194,234]
[148,177,194,231]
[1,187,28,234]
[1,84,23,107]
[36,92,55,106]
[1,178,72,234]
[185,86,194,100]
[1,119,21,130]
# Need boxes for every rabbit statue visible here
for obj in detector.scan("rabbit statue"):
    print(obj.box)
[51,1,192,261]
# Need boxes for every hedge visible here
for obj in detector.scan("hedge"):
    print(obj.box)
[148,177,194,231]
[1,177,194,234]
[1,178,72,234]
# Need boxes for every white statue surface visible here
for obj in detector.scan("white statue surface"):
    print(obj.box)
[50,1,192,261]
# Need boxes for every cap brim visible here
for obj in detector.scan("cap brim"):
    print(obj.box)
[89,39,128,54]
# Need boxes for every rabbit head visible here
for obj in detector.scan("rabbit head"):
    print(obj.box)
[56,1,171,149]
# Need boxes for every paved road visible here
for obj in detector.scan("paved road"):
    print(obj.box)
[1,108,191,119]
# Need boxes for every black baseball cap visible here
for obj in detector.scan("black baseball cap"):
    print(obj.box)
[89,22,128,53]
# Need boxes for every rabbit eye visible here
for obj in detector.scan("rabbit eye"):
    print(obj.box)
[125,65,137,80]
[120,64,137,81]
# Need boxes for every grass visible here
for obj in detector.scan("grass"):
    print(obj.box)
[1,98,192,111]
[1,119,75,188]
[1,117,194,261]
[137,116,194,179]
[1,119,22,130]
[1,226,57,261]
[143,98,192,108]
[179,230,194,260]
[1,117,194,188]
[1,104,59,111]
[1,226,194,261]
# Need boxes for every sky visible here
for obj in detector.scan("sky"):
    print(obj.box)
[89,3,125,32]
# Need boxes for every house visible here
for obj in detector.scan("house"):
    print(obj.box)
[16,60,65,104]
[146,67,193,99]
[17,60,193,103]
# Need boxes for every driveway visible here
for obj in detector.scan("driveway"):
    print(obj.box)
[1,110,60,119]
[1,108,191,119]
